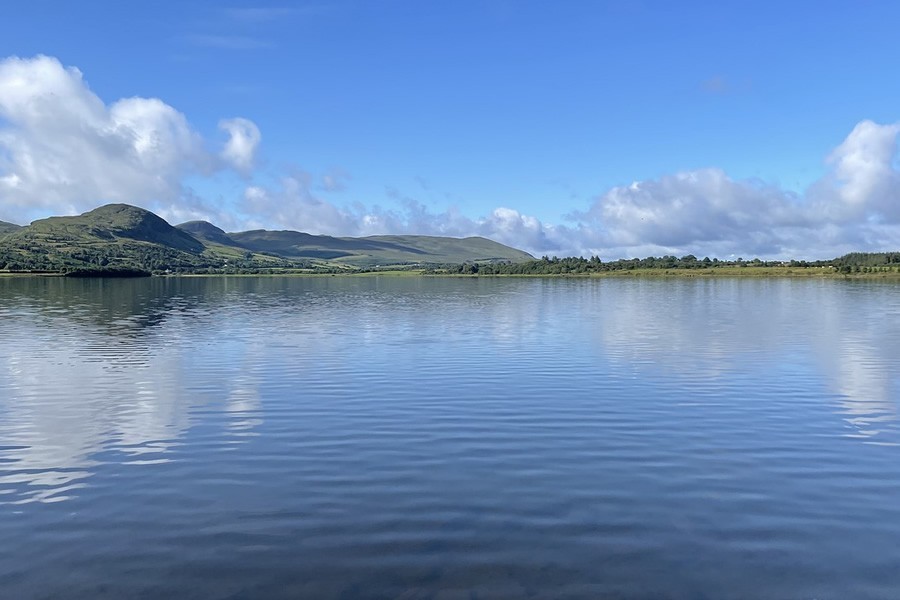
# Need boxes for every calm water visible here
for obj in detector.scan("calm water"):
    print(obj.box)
[1,276,899,599]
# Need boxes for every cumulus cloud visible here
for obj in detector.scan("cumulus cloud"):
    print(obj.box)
[568,120,900,259]
[818,120,900,220]
[241,173,362,235]
[224,116,900,260]
[224,119,900,259]
[219,117,261,175]
[236,175,565,256]
[3,55,900,259]
[571,168,811,257]
[0,55,258,223]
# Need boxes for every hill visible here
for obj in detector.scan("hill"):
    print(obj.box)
[0,204,534,273]
[351,234,534,266]
[228,230,534,266]
[28,204,204,253]
[0,220,21,237]
[175,220,242,247]
[0,204,221,273]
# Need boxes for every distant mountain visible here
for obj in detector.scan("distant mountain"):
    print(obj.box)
[176,220,241,248]
[228,229,534,265]
[0,203,534,273]
[354,234,535,266]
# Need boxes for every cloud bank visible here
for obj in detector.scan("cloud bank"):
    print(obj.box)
[0,55,256,224]
[232,119,900,259]
[1,55,899,259]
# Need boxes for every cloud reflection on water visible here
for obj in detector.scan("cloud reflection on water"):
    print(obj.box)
[0,277,898,505]
[590,278,900,441]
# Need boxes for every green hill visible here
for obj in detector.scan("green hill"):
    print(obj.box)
[0,203,534,273]
[349,234,535,266]
[176,220,242,247]
[0,220,22,237]
[27,204,204,253]
[228,229,534,266]
[0,204,236,273]
[229,229,420,261]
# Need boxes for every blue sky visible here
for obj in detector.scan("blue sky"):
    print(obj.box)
[1,1,899,259]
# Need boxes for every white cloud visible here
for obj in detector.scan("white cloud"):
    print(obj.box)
[235,176,564,257]
[2,55,900,259]
[227,119,900,260]
[219,117,261,175]
[818,120,900,220]
[566,120,900,259]
[240,174,361,235]
[0,55,257,224]
[572,168,811,257]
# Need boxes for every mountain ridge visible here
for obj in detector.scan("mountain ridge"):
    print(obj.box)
[0,204,534,273]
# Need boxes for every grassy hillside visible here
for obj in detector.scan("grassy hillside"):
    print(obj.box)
[0,220,21,237]
[228,230,359,260]
[229,229,534,266]
[0,203,534,273]
[346,234,534,266]
[28,204,204,253]
[1,205,210,272]
[0,205,298,273]
[176,221,242,247]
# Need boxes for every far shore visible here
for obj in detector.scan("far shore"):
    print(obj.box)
[3,266,900,280]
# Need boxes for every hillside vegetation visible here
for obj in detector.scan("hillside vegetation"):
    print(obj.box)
[427,253,900,276]
[4,203,894,278]
[0,220,21,238]
[0,204,533,274]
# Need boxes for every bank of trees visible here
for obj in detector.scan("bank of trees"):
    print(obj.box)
[0,240,313,274]
[432,255,826,275]
[431,252,900,275]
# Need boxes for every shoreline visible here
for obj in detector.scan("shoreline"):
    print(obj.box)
[3,267,900,280]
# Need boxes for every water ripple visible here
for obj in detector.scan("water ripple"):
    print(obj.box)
[1,276,900,598]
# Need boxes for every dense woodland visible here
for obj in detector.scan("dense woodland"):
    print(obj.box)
[0,240,313,275]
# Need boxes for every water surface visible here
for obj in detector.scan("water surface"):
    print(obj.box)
[1,276,899,599]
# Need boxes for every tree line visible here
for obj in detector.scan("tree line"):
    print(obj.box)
[430,252,900,275]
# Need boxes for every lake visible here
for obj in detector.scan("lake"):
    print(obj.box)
[1,275,899,599]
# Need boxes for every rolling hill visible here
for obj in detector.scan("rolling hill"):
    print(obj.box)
[351,234,534,266]
[223,229,533,265]
[26,204,205,252]
[175,222,533,266]
[0,204,534,273]
[0,205,229,273]
[0,220,22,238]
[228,230,533,266]
[175,220,242,248]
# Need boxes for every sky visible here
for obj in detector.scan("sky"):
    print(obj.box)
[1,0,899,260]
